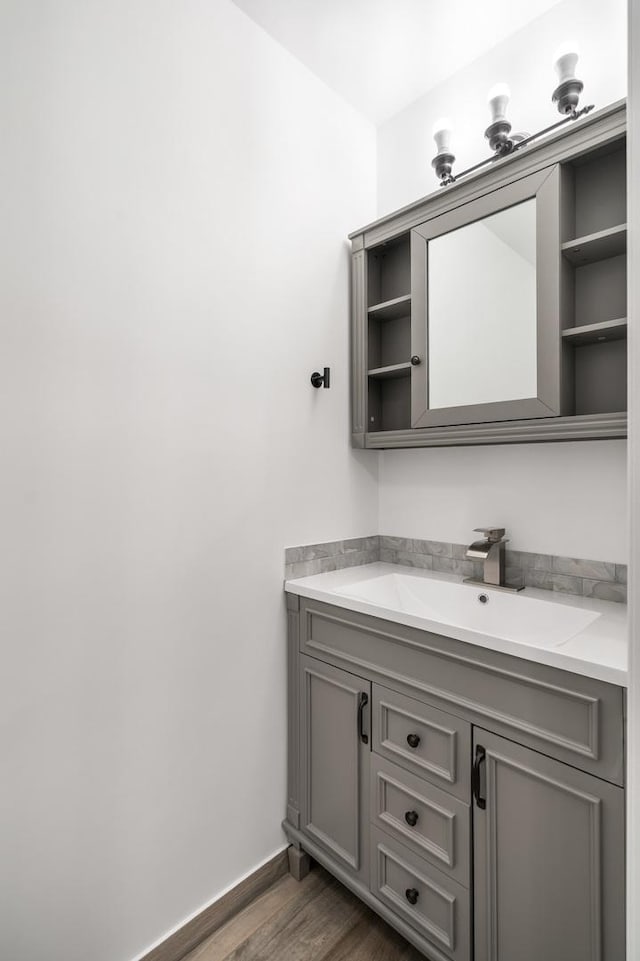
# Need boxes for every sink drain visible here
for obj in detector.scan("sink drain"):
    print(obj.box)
[478,593,489,604]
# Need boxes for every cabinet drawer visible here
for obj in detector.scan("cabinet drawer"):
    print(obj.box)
[371,825,471,961]
[371,755,470,887]
[300,598,624,784]
[373,685,471,801]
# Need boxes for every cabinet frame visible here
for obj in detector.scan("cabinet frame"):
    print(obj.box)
[410,166,562,428]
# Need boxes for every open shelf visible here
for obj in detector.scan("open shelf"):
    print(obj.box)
[368,375,411,432]
[563,318,628,346]
[367,233,410,307]
[368,362,411,380]
[368,293,411,321]
[562,224,627,266]
[574,337,627,415]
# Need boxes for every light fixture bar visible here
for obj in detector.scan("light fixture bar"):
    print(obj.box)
[440,104,594,187]
[431,42,593,188]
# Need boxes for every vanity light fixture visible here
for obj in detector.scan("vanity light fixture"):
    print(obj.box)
[552,42,584,115]
[431,41,594,187]
[431,118,456,186]
[485,83,514,155]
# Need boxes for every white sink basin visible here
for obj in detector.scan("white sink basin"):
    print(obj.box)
[332,569,600,648]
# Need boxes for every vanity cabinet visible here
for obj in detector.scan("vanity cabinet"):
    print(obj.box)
[284,593,626,961]
[350,100,627,448]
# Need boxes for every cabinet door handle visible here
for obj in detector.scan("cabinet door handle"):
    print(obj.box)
[404,810,419,827]
[406,733,421,749]
[405,887,419,905]
[358,692,369,744]
[472,744,486,809]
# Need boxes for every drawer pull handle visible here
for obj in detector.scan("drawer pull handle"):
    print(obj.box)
[405,887,419,906]
[404,810,419,827]
[406,733,421,749]
[358,692,369,744]
[472,744,487,810]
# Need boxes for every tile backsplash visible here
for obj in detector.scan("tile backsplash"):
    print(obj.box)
[284,536,379,580]
[284,534,627,603]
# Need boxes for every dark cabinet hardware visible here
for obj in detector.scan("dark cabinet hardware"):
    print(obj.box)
[410,355,421,366]
[472,744,487,809]
[358,692,369,744]
[311,367,331,388]
[405,887,419,905]
[406,733,421,749]
[404,810,419,827]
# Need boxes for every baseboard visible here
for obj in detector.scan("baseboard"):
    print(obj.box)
[137,847,289,961]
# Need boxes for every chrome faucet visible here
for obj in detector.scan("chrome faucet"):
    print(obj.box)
[464,527,524,592]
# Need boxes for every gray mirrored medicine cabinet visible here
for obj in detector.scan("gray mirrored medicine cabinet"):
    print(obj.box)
[350,100,627,448]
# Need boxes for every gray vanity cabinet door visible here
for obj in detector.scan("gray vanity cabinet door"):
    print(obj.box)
[473,729,625,961]
[299,654,370,882]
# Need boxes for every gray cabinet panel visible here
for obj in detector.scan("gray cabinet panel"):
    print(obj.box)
[301,599,624,784]
[371,754,470,886]
[473,728,625,961]
[351,248,367,446]
[372,685,471,802]
[299,654,370,882]
[286,593,301,829]
[371,825,471,961]
[363,410,627,448]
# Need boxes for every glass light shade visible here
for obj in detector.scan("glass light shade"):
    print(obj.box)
[432,118,453,154]
[487,83,511,123]
[553,42,580,83]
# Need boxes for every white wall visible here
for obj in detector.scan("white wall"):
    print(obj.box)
[0,3,377,961]
[377,0,628,564]
[379,441,627,559]
[378,0,627,215]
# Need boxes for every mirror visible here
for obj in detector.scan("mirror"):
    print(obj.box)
[427,199,537,410]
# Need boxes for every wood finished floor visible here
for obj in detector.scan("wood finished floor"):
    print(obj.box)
[183,865,424,961]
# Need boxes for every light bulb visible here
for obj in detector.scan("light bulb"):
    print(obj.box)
[553,42,580,83]
[487,83,511,123]
[432,117,453,154]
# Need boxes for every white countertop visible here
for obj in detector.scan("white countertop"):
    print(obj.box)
[285,563,628,687]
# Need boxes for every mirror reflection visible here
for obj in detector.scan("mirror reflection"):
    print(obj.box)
[427,199,537,410]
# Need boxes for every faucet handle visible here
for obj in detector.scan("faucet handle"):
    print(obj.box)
[473,527,506,543]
